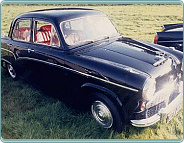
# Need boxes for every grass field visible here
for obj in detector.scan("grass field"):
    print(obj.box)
[1,4,183,139]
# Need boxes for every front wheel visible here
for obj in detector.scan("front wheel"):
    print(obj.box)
[91,100,113,128]
[7,63,17,79]
[89,92,124,132]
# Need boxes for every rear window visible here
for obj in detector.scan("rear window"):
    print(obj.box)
[12,19,31,42]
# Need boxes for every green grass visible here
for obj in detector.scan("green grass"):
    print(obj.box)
[1,4,183,139]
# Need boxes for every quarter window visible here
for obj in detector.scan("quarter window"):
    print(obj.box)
[34,20,60,47]
[12,19,31,42]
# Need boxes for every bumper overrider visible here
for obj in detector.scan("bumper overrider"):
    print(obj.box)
[131,80,183,127]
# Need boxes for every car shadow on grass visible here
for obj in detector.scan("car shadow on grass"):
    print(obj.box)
[1,62,148,139]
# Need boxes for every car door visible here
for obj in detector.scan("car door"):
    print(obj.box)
[24,19,67,91]
[9,18,33,63]
[27,19,65,67]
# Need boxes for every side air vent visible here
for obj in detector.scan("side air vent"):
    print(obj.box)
[153,57,168,67]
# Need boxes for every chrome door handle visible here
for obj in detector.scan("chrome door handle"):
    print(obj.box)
[7,43,12,46]
[28,48,34,53]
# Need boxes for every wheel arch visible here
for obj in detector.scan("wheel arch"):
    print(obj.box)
[1,48,17,64]
[81,83,123,107]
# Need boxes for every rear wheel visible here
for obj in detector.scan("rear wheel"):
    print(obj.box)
[7,63,17,79]
[89,92,124,132]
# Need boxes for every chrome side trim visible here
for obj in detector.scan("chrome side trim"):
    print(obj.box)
[17,56,139,92]
[81,55,150,77]
[1,48,17,59]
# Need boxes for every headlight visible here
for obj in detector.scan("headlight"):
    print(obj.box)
[142,77,156,100]
[180,61,183,81]
[181,61,183,71]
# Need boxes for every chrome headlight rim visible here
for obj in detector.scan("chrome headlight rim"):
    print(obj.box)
[181,60,183,71]
[142,77,156,101]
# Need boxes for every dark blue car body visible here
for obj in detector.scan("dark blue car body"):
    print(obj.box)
[154,23,183,52]
[1,8,183,132]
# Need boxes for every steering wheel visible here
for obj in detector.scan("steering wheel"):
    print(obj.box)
[65,33,81,45]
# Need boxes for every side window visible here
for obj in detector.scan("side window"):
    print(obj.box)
[34,20,60,47]
[12,19,31,42]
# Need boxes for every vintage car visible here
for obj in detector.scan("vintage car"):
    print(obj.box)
[1,8,183,132]
[154,23,183,52]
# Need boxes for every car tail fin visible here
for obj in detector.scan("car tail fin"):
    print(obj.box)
[154,34,158,44]
[161,25,165,31]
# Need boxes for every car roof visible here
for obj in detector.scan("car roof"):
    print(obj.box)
[16,8,106,23]
[167,27,183,32]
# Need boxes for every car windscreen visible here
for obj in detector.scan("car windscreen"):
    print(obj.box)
[60,15,119,46]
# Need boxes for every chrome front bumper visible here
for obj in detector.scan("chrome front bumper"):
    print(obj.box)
[131,81,183,127]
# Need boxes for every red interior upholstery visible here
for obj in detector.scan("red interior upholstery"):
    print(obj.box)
[40,25,51,31]
[36,25,52,45]
[14,27,30,41]
[14,25,59,46]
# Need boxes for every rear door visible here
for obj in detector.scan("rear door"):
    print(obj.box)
[8,18,33,68]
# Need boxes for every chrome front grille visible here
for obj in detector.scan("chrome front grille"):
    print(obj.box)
[147,101,165,118]
[155,71,175,92]
[146,71,180,118]
[168,90,180,104]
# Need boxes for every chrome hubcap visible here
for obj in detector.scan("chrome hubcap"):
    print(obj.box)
[7,64,16,78]
[91,101,113,128]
